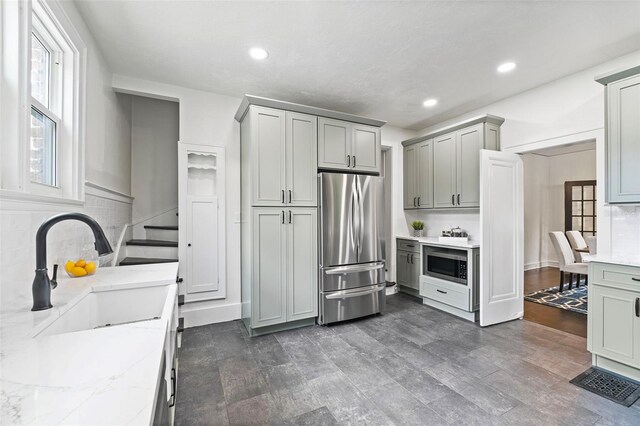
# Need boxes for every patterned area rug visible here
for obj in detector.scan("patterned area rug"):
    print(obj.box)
[524,284,588,315]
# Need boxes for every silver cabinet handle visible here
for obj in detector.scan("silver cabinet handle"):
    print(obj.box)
[288,210,292,224]
[632,277,640,282]
[281,210,285,224]
[417,196,421,206]
[325,284,385,299]
[347,155,351,167]
[281,190,285,204]
[325,262,385,275]
[452,194,455,205]
[437,289,447,294]
[353,156,356,167]
[410,254,414,264]
[413,197,417,207]
[457,194,460,205]
[288,190,292,203]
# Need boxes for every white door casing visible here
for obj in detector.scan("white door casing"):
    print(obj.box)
[479,149,524,327]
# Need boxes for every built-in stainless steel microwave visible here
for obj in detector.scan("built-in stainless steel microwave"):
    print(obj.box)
[424,246,468,285]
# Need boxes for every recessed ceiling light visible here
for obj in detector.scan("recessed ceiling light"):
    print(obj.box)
[423,98,438,107]
[249,47,268,60]
[497,62,516,73]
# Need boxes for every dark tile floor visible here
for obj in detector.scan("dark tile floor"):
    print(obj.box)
[175,294,640,425]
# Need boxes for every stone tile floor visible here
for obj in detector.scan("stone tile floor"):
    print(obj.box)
[175,293,640,425]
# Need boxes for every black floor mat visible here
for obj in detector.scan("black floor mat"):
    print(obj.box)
[570,367,640,407]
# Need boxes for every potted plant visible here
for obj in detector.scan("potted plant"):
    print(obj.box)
[411,220,424,238]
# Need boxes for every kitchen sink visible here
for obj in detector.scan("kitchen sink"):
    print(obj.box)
[34,284,177,338]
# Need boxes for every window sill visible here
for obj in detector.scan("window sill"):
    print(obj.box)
[0,189,84,208]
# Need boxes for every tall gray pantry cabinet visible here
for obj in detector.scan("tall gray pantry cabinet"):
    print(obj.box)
[239,105,318,336]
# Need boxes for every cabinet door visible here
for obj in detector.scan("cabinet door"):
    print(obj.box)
[417,140,434,208]
[318,117,350,170]
[403,145,418,209]
[409,254,421,290]
[287,208,318,321]
[396,250,410,287]
[456,124,482,208]
[252,208,287,328]
[351,124,381,173]
[590,284,640,368]
[186,197,219,294]
[433,133,457,208]
[286,112,317,206]
[607,75,640,203]
[251,107,286,206]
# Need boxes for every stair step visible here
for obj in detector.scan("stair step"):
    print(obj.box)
[144,225,178,231]
[126,239,178,247]
[119,257,178,266]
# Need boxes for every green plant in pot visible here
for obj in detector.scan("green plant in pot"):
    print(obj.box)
[411,220,424,237]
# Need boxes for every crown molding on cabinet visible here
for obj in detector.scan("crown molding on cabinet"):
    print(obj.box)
[401,114,505,147]
[234,95,387,127]
[595,64,640,85]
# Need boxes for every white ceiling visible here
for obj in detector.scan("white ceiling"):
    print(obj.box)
[74,0,640,130]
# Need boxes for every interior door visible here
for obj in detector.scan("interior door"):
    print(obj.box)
[286,112,317,206]
[186,197,219,294]
[479,150,524,326]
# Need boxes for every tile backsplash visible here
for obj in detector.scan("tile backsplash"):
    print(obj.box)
[610,205,640,256]
[0,195,132,312]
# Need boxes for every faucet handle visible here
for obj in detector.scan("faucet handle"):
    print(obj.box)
[51,264,58,290]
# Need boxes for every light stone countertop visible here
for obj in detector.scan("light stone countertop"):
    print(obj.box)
[585,254,640,269]
[0,262,179,425]
[397,236,481,249]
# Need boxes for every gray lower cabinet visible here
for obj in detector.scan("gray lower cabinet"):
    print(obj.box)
[318,117,381,174]
[588,262,640,373]
[404,139,433,209]
[248,207,318,331]
[596,67,640,203]
[396,239,420,291]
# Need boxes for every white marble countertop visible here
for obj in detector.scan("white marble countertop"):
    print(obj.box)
[397,236,480,249]
[0,262,179,425]
[585,254,640,268]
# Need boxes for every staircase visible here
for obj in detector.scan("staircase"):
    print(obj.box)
[119,225,178,266]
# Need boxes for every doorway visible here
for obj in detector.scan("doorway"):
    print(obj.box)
[520,140,596,337]
[381,146,396,294]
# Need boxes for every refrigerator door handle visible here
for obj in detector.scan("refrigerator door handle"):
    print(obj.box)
[351,179,359,257]
[325,284,385,299]
[357,177,365,258]
[325,262,385,275]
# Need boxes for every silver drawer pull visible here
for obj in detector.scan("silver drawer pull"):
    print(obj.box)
[632,278,640,282]
[325,263,385,275]
[436,289,447,294]
[326,284,385,299]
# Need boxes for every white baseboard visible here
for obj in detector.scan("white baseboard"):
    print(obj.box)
[180,301,241,328]
[524,260,559,271]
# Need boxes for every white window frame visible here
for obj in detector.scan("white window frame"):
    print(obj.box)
[1,0,86,204]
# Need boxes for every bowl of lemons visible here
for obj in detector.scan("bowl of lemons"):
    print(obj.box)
[65,258,98,277]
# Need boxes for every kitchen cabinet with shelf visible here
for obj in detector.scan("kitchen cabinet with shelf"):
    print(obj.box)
[402,115,504,210]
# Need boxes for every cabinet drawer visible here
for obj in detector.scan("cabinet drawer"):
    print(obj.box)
[590,262,640,291]
[420,276,470,311]
[397,239,420,253]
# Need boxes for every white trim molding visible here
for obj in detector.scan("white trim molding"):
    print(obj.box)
[84,181,134,204]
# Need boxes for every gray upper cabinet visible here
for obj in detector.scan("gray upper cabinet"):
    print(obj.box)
[318,118,381,174]
[433,133,457,208]
[250,106,286,207]
[286,112,318,206]
[596,67,640,204]
[404,140,433,209]
[248,106,317,207]
[404,115,504,210]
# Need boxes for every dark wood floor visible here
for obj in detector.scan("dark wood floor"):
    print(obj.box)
[524,267,587,338]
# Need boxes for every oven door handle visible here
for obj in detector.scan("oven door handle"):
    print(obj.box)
[325,284,385,299]
[325,262,385,275]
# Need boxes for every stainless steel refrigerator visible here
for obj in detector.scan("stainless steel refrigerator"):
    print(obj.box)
[318,172,386,325]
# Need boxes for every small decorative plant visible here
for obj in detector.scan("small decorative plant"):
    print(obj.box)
[411,221,424,237]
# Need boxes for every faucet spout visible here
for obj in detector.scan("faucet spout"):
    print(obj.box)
[32,212,113,311]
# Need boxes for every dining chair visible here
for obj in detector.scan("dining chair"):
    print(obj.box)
[566,230,589,262]
[549,231,588,291]
[585,235,597,255]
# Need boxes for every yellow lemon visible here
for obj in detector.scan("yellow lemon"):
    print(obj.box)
[84,261,96,275]
[65,260,76,274]
[71,266,87,277]
[76,259,86,268]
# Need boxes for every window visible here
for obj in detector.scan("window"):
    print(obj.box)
[564,180,597,237]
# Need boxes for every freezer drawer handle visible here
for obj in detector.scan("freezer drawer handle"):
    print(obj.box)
[325,284,385,299]
[436,289,447,294]
[325,263,385,275]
